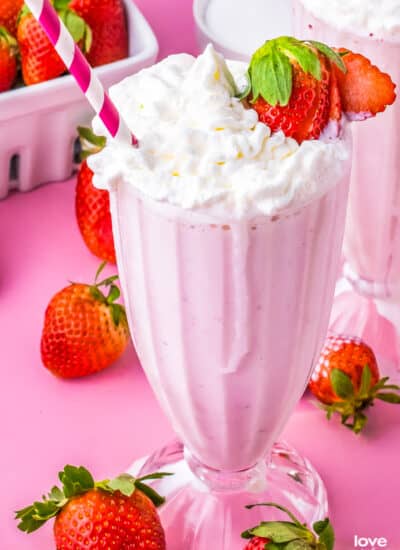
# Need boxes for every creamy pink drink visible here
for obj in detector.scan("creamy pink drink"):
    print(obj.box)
[89,44,351,545]
[295,1,400,293]
[107,176,349,472]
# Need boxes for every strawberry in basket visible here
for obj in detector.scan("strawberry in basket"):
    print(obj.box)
[0,27,18,92]
[17,3,92,85]
[69,0,128,66]
[0,0,23,36]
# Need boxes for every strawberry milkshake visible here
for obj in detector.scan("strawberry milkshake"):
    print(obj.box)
[89,39,391,547]
[294,0,400,373]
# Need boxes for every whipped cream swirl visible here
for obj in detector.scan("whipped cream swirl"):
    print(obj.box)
[89,44,349,220]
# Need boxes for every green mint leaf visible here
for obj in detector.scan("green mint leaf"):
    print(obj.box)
[330,368,355,399]
[358,365,372,398]
[314,518,335,550]
[249,522,311,544]
[59,465,94,498]
[308,40,347,72]
[375,392,400,404]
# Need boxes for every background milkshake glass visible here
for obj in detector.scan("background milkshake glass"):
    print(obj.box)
[90,47,351,548]
[294,0,400,374]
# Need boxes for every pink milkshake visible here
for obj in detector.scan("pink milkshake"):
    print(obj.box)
[89,43,352,547]
[295,0,400,373]
[108,176,349,473]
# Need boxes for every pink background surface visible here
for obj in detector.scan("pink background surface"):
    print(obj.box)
[1,1,399,548]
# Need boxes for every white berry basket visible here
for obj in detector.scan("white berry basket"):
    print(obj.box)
[0,0,158,199]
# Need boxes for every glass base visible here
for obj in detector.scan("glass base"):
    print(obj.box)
[128,440,328,550]
[332,278,400,380]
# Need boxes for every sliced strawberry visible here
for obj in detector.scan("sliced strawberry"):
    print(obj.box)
[246,37,346,144]
[328,63,342,122]
[334,49,396,118]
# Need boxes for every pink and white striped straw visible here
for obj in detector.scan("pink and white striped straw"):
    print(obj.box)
[24,0,138,146]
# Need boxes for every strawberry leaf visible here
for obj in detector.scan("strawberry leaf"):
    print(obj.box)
[313,518,335,550]
[375,392,400,404]
[61,10,85,43]
[59,465,94,498]
[54,0,70,9]
[246,503,305,527]
[352,412,368,434]
[95,261,108,283]
[246,36,333,106]
[107,284,120,304]
[137,472,174,482]
[308,40,346,72]
[247,522,310,543]
[135,481,166,507]
[330,368,355,399]
[358,365,372,398]
[102,474,137,497]
[285,541,314,549]
[78,126,107,152]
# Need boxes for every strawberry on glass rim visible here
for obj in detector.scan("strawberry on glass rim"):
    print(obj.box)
[16,465,171,549]
[242,502,334,550]
[309,334,400,434]
[240,36,396,143]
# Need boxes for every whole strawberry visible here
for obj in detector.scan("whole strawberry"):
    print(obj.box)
[0,0,23,36]
[69,0,128,67]
[309,334,400,433]
[17,4,91,85]
[41,262,129,378]
[75,127,116,263]
[242,36,396,143]
[0,26,18,92]
[16,465,170,549]
[242,503,334,550]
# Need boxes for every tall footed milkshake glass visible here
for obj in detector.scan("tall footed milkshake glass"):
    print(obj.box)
[294,0,400,377]
[89,44,351,548]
